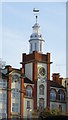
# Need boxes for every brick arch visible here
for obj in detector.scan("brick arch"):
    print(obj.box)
[50,88,58,100]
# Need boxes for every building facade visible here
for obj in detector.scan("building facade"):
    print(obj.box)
[0,61,7,119]
[0,11,67,118]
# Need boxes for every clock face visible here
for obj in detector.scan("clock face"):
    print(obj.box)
[38,66,46,78]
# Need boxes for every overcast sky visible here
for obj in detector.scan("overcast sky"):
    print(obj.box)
[1,2,66,79]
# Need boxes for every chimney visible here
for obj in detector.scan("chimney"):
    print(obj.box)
[59,77,63,85]
[52,73,62,85]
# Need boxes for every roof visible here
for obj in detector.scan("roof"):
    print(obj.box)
[50,80,65,89]
[33,23,40,28]
[24,77,34,84]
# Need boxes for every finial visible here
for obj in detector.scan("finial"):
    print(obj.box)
[33,8,39,23]
[36,15,38,23]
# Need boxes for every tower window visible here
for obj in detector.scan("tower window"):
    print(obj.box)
[26,86,32,97]
[35,43,37,50]
[12,103,18,112]
[30,43,32,51]
[39,98,44,109]
[40,42,42,52]
[39,85,44,95]
[35,35,37,37]
[27,101,30,109]
[12,89,18,99]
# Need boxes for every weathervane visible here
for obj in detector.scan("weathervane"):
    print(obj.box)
[33,8,39,23]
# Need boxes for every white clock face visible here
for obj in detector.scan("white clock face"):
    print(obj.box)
[38,66,46,78]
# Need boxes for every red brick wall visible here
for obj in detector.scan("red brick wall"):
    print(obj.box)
[22,51,48,63]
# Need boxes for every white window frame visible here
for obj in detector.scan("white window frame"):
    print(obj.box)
[27,101,30,109]
[26,86,32,97]
[12,103,18,112]
[50,89,56,101]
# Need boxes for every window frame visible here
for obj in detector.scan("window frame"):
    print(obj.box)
[40,42,42,52]
[58,90,65,101]
[27,101,30,109]
[30,43,32,52]
[39,85,44,95]
[12,103,18,112]
[50,89,56,101]
[35,43,37,50]
[26,86,32,97]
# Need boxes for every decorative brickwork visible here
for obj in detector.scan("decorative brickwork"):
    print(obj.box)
[52,73,63,85]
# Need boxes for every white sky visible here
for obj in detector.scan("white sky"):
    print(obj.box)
[0,1,66,79]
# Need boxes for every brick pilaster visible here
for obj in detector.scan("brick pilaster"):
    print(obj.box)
[20,68,24,118]
[33,62,37,110]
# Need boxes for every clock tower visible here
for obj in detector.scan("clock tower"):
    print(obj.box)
[21,9,52,111]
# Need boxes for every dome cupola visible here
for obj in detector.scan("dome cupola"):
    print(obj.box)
[29,9,45,54]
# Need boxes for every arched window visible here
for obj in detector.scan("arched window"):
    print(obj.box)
[39,98,44,109]
[30,43,32,51]
[39,85,44,95]
[35,43,37,50]
[58,90,65,101]
[40,42,42,52]
[26,86,32,97]
[12,74,19,83]
[50,89,56,101]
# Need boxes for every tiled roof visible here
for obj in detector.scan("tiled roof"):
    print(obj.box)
[24,77,34,84]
